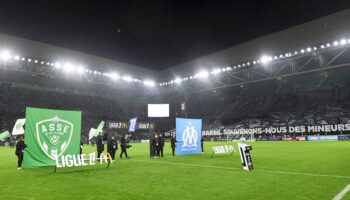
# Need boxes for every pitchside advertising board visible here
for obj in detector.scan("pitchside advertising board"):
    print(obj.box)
[307,136,339,141]
[23,107,81,169]
[176,118,202,156]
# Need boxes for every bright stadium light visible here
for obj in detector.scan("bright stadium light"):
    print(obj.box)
[211,69,221,74]
[34,60,38,63]
[110,73,119,80]
[300,49,305,53]
[144,80,155,87]
[76,66,85,73]
[320,45,325,49]
[340,39,347,45]
[123,76,133,82]
[0,50,11,61]
[28,58,32,62]
[307,47,312,52]
[174,77,182,83]
[14,55,20,60]
[194,71,209,78]
[54,62,61,69]
[260,55,272,64]
[63,63,75,72]
[333,41,339,46]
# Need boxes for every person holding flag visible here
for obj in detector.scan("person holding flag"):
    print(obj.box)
[15,137,27,170]
[96,132,104,159]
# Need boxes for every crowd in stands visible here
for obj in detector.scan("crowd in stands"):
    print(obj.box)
[0,83,127,143]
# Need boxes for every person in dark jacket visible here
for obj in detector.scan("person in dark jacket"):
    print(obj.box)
[201,136,204,154]
[171,135,177,156]
[15,137,27,170]
[120,135,128,159]
[80,137,84,154]
[158,134,164,157]
[152,134,159,158]
[108,136,118,161]
[96,132,104,158]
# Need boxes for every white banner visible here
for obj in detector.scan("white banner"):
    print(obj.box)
[12,118,26,135]
[202,124,350,136]
[88,128,97,140]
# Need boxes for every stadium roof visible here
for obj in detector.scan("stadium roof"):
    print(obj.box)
[0,9,350,85]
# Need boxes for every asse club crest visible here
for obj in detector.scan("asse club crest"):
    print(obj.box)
[35,114,74,160]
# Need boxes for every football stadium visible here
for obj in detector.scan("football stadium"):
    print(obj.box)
[1,2,350,200]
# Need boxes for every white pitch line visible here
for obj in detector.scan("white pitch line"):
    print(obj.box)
[333,184,350,200]
[131,159,350,179]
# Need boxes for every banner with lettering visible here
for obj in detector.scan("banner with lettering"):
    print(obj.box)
[23,107,81,169]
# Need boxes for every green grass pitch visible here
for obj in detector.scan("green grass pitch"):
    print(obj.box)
[1,141,350,200]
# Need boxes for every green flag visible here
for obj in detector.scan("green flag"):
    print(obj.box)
[88,121,105,140]
[0,131,11,141]
[23,107,81,169]
[96,121,105,133]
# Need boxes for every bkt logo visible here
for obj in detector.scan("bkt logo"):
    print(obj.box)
[182,122,198,147]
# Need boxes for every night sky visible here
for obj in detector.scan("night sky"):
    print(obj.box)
[0,0,349,70]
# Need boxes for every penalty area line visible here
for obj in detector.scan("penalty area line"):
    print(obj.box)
[333,184,350,200]
[131,159,350,180]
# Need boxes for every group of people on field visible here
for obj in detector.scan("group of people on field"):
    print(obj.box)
[94,132,129,161]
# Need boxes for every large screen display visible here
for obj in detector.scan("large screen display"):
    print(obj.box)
[148,104,169,117]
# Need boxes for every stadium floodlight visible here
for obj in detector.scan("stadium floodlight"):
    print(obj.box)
[63,63,75,72]
[300,49,305,53]
[194,71,209,78]
[28,58,32,62]
[326,43,331,47]
[247,62,250,66]
[14,55,20,60]
[313,47,317,50]
[306,47,311,52]
[321,45,325,49]
[294,51,298,55]
[34,60,38,63]
[260,55,272,64]
[41,61,44,64]
[211,69,221,74]
[54,62,61,69]
[189,76,193,79]
[46,62,50,65]
[144,80,155,87]
[333,41,339,46]
[22,57,26,61]
[122,76,133,82]
[340,39,347,45]
[0,50,11,61]
[76,66,85,73]
[174,77,182,83]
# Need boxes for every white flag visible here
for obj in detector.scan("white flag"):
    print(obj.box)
[12,118,26,135]
[89,128,97,140]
